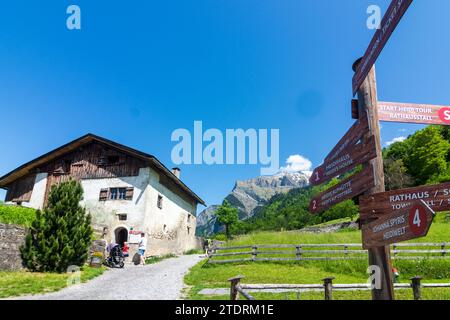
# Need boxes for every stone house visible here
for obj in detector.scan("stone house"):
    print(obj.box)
[0,134,205,256]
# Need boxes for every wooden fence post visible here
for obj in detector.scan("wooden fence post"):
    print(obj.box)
[228,275,245,301]
[296,246,302,261]
[442,243,446,257]
[411,276,422,301]
[323,277,335,300]
[252,246,258,262]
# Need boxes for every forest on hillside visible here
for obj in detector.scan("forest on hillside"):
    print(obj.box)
[229,125,450,236]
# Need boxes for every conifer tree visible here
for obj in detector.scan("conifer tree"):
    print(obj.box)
[21,180,93,272]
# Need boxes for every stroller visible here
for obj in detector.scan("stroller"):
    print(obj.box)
[106,243,125,268]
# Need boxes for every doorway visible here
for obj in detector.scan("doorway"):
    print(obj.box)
[115,227,128,247]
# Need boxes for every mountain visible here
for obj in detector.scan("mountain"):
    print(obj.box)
[196,171,309,236]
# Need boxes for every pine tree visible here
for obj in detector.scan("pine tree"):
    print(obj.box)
[21,180,93,272]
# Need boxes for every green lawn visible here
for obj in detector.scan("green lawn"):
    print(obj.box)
[0,205,36,227]
[185,213,450,300]
[0,266,106,298]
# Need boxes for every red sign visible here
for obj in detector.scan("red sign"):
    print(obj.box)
[324,115,368,163]
[362,200,434,249]
[359,182,450,221]
[310,135,377,186]
[378,101,450,125]
[352,0,413,95]
[309,165,375,214]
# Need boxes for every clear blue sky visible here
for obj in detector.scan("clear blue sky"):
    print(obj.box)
[1,1,450,211]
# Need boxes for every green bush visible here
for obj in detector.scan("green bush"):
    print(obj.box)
[0,205,36,227]
[20,180,93,273]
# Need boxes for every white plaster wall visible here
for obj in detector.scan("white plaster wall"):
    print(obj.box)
[23,173,48,210]
[80,167,151,243]
[143,168,201,255]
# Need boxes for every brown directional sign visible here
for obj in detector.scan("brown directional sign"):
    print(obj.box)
[362,200,435,249]
[310,135,377,186]
[309,165,375,214]
[352,0,413,95]
[324,114,369,163]
[378,101,450,125]
[360,182,450,221]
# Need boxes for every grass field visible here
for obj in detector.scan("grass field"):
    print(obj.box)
[0,205,36,227]
[0,266,106,298]
[185,213,450,300]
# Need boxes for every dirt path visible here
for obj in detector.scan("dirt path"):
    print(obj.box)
[13,255,204,300]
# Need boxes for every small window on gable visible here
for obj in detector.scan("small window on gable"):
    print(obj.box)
[108,156,120,165]
[118,214,127,221]
[187,214,191,223]
[187,226,191,235]
[157,195,163,209]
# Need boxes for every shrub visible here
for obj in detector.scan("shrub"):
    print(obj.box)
[20,180,93,272]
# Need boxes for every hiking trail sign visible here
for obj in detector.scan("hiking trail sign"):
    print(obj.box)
[310,135,376,186]
[352,0,413,95]
[378,101,450,125]
[324,115,368,163]
[362,200,435,249]
[309,165,375,214]
[359,182,450,221]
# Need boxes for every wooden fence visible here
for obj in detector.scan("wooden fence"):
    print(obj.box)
[208,242,450,264]
[228,275,450,301]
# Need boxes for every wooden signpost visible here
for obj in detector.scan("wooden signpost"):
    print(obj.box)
[352,0,413,95]
[309,165,375,214]
[378,101,450,125]
[310,135,376,186]
[359,182,450,221]
[362,200,435,249]
[324,115,368,163]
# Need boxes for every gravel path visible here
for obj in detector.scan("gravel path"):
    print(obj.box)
[13,255,204,300]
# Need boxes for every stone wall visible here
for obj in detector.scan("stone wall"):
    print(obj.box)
[0,223,27,271]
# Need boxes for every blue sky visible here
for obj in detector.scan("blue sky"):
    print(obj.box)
[1,1,450,211]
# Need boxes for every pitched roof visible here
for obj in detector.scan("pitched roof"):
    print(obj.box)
[0,133,205,206]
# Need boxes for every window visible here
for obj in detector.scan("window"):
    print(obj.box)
[157,195,163,209]
[187,214,191,223]
[108,156,120,165]
[99,187,134,201]
[187,226,191,235]
[118,214,127,221]
[110,188,126,200]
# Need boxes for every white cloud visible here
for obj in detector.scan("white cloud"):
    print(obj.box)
[398,128,407,133]
[386,136,406,147]
[279,154,312,176]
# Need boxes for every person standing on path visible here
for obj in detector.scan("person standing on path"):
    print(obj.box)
[138,233,147,266]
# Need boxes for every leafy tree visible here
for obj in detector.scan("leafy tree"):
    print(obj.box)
[406,126,450,184]
[215,200,239,239]
[384,158,414,191]
[20,180,93,272]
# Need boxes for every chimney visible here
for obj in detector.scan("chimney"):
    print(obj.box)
[172,167,181,179]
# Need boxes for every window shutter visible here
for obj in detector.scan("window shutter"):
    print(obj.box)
[99,188,108,201]
[125,187,134,200]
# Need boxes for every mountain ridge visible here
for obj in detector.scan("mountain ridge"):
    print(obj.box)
[196,171,309,236]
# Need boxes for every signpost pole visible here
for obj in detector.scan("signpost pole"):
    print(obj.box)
[353,58,395,300]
